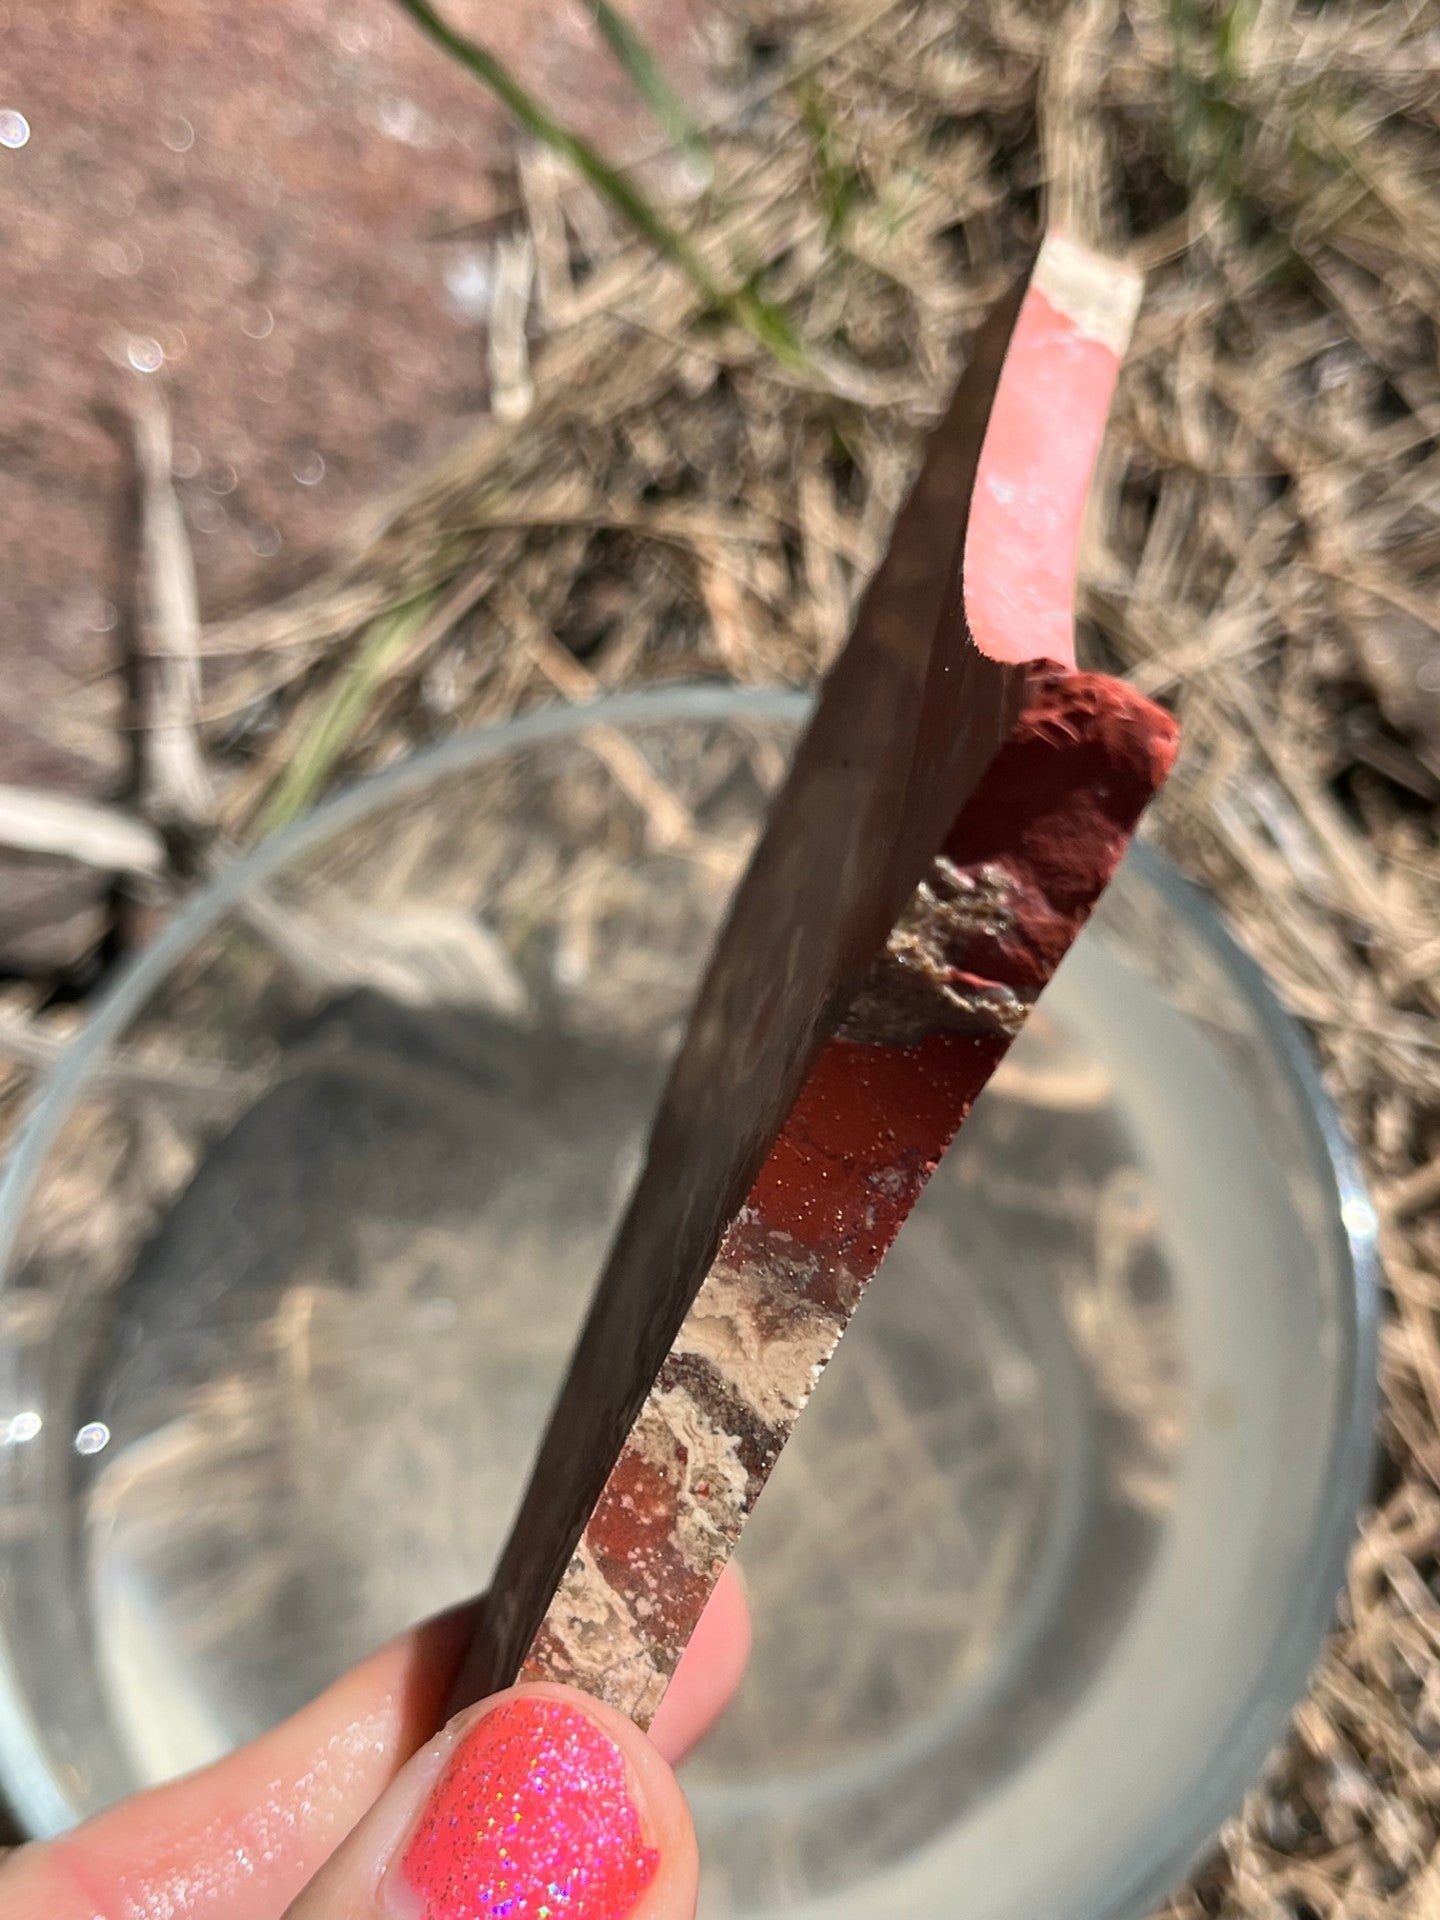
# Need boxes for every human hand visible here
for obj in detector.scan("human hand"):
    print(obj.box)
[1,1568,749,1920]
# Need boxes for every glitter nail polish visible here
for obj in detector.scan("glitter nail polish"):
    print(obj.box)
[400,1697,660,1920]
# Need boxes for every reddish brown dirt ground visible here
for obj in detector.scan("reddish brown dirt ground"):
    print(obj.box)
[0,0,714,968]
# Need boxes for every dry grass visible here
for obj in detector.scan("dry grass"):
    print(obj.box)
[4,0,1440,1907]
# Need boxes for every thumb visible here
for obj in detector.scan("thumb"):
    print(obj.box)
[286,1682,697,1920]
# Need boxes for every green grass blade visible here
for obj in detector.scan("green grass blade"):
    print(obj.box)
[256,600,430,835]
[798,84,858,239]
[590,1,712,186]
[391,0,803,368]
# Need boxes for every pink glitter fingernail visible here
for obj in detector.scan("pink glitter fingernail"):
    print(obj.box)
[399,1698,660,1920]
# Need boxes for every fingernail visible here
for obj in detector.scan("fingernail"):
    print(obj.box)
[397,1696,660,1920]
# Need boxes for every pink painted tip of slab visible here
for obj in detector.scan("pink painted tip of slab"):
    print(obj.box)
[400,1698,659,1920]
[965,233,1144,672]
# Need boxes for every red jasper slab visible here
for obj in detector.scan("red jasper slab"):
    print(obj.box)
[452,235,1178,1726]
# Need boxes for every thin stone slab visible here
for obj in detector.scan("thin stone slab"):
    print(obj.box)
[452,236,1178,1724]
